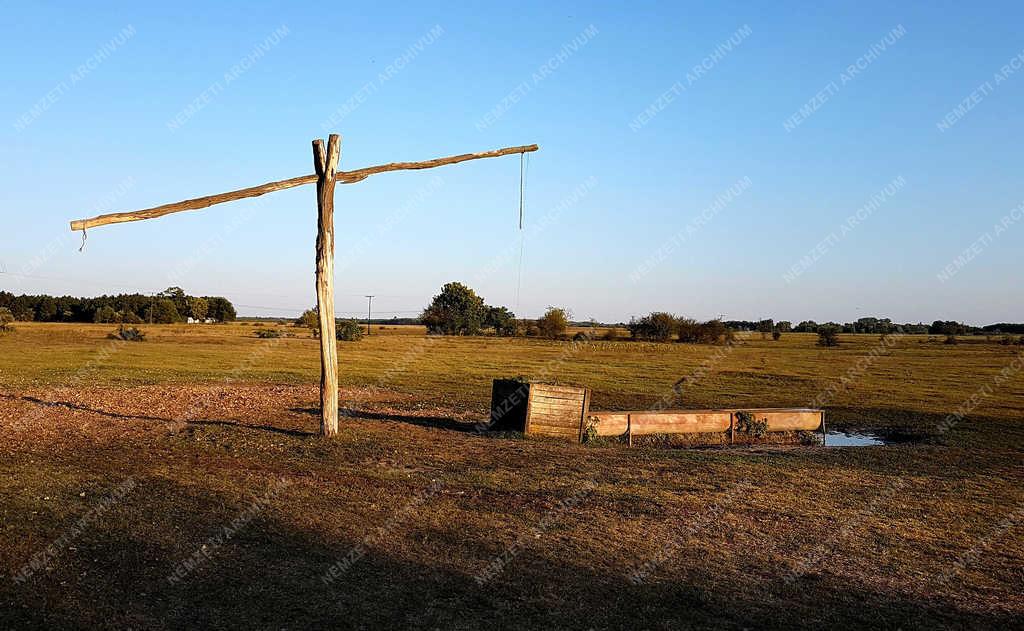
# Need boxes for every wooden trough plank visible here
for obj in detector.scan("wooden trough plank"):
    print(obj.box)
[591,413,629,436]
[528,423,580,433]
[528,408,579,420]
[529,397,584,409]
[530,393,585,404]
[531,390,586,400]
[532,384,586,394]
[530,394,586,403]
[754,410,823,432]
[587,408,824,438]
[628,412,732,436]
[531,397,585,408]
[527,427,581,438]
[530,421,579,432]
[528,413,579,422]
[529,418,581,431]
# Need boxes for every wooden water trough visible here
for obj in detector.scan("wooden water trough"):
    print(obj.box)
[489,379,825,445]
[588,408,825,446]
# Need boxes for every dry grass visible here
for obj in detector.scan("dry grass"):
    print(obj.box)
[0,323,1022,629]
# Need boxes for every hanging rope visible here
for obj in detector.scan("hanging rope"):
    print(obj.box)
[513,152,529,314]
[78,228,88,252]
[518,151,526,229]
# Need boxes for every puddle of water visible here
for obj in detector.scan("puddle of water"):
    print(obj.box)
[824,431,887,447]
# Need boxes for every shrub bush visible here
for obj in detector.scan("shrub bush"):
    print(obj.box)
[772,327,782,341]
[675,318,730,344]
[537,307,569,339]
[255,329,284,339]
[109,325,145,341]
[0,307,15,333]
[676,317,700,343]
[602,328,620,341]
[629,312,677,341]
[294,307,317,327]
[697,319,727,344]
[336,319,364,341]
[944,334,958,345]
[817,326,840,347]
[735,411,768,438]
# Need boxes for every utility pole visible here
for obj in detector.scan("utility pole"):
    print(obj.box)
[364,295,374,335]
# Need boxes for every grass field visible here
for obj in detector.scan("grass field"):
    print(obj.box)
[1,322,1022,629]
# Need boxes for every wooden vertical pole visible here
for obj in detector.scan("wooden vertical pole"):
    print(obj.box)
[313,134,341,436]
[577,388,592,444]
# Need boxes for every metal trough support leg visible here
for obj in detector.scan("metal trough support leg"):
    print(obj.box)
[627,414,632,447]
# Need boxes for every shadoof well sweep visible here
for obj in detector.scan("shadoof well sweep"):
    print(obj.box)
[70,135,538,436]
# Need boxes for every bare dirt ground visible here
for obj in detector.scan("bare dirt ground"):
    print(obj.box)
[2,383,1022,629]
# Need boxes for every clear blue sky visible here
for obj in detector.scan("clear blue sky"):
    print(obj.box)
[2,1,1021,324]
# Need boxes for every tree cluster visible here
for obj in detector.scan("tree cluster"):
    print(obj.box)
[629,313,735,344]
[418,282,571,340]
[794,318,930,335]
[0,287,236,324]
[420,282,520,336]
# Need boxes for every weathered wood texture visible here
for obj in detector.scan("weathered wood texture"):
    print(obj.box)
[69,144,539,231]
[589,408,824,439]
[488,380,590,439]
[755,409,824,432]
[314,135,341,437]
[627,411,733,436]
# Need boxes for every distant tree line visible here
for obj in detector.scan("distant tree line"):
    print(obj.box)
[413,282,1022,344]
[730,317,1016,336]
[0,287,236,324]
[981,323,1024,334]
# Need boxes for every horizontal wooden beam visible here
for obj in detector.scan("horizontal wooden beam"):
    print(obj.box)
[69,143,539,231]
[335,144,538,184]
